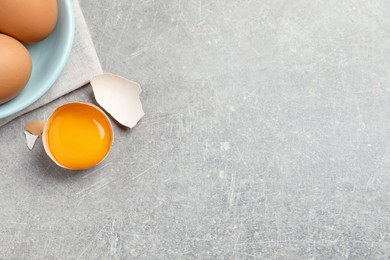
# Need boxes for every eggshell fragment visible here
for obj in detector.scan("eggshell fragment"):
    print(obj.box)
[24,131,39,150]
[24,120,46,136]
[91,73,145,128]
[24,120,45,150]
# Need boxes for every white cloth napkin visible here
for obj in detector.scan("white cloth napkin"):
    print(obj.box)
[0,0,102,127]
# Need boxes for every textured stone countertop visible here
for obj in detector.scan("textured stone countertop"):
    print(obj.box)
[0,0,389,259]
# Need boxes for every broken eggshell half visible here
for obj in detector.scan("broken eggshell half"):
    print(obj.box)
[24,102,114,170]
[41,102,114,170]
[90,73,145,128]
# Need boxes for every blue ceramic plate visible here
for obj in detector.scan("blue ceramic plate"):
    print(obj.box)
[0,0,75,119]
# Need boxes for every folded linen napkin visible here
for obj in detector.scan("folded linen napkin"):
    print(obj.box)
[0,0,102,127]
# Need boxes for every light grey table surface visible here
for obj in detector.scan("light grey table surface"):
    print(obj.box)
[1,0,389,259]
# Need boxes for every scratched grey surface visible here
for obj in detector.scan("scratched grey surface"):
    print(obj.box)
[0,0,390,259]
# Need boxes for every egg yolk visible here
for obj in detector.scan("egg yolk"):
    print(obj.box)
[47,103,113,170]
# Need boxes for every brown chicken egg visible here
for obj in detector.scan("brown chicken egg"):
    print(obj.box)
[0,0,58,43]
[0,34,32,104]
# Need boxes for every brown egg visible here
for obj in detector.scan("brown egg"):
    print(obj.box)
[0,34,32,104]
[0,0,58,44]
